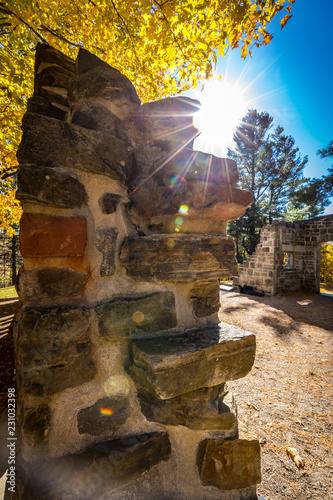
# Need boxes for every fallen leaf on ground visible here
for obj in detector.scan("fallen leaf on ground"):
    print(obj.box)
[286,446,304,468]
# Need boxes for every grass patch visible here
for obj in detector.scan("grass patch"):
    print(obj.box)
[0,286,18,299]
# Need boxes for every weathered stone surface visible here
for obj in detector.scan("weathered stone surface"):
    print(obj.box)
[137,383,237,432]
[17,113,135,182]
[123,97,200,180]
[76,47,113,75]
[120,234,238,282]
[17,165,88,208]
[77,395,131,436]
[38,86,70,108]
[99,193,122,214]
[18,432,171,498]
[16,306,96,396]
[130,180,253,220]
[153,148,239,186]
[26,95,67,121]
[70,100,121,135]
[20,213,87,258]
[20,404,51,447]
[129,323,256,399]
[68,60,141,120]
[18,268,88,301]
[189,281,220,318]
[125,97,199,148]
[35,64,74,92]
[35,43,75,74]
[95,227,118,277]
[198,438,261,490]
[96,291,177,340]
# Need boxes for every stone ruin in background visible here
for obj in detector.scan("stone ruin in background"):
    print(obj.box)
[234,216,333,295]
[10,43,260,499]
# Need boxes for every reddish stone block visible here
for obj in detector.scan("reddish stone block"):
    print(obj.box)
[20,213,87,258]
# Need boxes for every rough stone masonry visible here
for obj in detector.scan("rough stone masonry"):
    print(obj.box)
[10,43,260,499]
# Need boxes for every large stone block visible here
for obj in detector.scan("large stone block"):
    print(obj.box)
[20,404,51,447]
[120,234,238,282]
[17,113,135,182]
[68,50,141,120]
[189,281,220,318]
[18,268,88,301]
[35,43,75,74]
[26,95,67,121]
[198,438,261,491]
[129,323,256,399]
[16,306,96,396]
[153,148,239,186]
[70,99,121,135]
[35,64,74,92]
[20,213,87,258]
[17,432,171,498]
[77,395,131,436]
[96,292,177,341]
[137,383,237,432]
[17,165,88,208]
[129,181,253,220]
[125,97,199,149]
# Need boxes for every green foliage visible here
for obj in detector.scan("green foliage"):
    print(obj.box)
[228,109,308,260]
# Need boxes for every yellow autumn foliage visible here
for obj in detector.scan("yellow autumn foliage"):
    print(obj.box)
[320,243,333,284]
[0,0,294,233]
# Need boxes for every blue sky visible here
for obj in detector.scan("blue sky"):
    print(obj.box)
[186,0,333,214]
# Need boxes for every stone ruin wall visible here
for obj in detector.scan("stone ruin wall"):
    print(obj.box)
[11,43,261,499]
[234,215,333,295]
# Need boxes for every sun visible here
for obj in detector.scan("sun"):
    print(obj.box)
[193,78,247,156]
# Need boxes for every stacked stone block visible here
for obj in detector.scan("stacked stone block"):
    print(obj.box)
[11,44,260,499]
[234,216,333,294]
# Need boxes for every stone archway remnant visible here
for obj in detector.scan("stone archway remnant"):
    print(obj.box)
[11,44,260,499]
[234,216,333,295]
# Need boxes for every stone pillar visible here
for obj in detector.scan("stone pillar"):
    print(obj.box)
[10,43,260,499]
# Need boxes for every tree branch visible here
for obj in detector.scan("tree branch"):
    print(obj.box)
[40,25,82,47]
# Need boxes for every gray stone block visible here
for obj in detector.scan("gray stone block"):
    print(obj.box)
[17,165,88,208]
[129,323,256,399]
[120,234,237,282]
[198,438,261,491]
[16,306,96,396]
[16,432,171,498]
[77,395,131,436]
[137,383,238,432]
[96,291,177,340]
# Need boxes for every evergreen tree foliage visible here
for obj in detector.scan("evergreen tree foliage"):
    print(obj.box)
[228,109,308,261]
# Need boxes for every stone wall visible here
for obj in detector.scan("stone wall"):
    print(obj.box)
[234,215,333,295]
[10,43,260,499]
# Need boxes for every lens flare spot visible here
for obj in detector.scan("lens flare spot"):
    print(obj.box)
[132,311,145,323]
[166,175,187,193]
[175,217,183,226]
[179,205,188,215]
[100,407,113,416]
[175,227,180,232]
[167,239,176,248]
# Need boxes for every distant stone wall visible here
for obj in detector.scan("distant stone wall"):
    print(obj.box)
[234,215,333,295]
[11,43,260,499]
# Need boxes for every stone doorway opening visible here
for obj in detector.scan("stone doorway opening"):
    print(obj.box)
[319,241,333,295]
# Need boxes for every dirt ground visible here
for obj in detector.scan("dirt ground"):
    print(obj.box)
[0,290,332,499]
[219,289,333,500]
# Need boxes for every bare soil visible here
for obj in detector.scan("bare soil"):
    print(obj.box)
[219,290,333,500]
[0,292,332,499]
